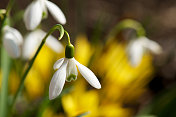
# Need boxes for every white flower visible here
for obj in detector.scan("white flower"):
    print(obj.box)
[24,0,66,30]
[3,26,23,58]
[22,29,64,59]
[127,36,162,66]
[49,57,101,100]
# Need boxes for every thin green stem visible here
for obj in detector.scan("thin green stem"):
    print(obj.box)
[0,0,14,28]
[6,0,14,16]
[0,0,14,44]
[106,19,146,46]
[108,19,146,39]
[64,30,71,45]
[9,24,65,115]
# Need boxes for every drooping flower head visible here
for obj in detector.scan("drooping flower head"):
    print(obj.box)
[2,26,23,58]
[49,37,101,100]
[24,0,66,30]
[127,36,162,66]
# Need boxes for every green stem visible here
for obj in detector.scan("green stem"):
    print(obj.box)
[0,0,14,27]
[5,0,14,16]
[106,19,146,45]
[0,0,14,44]
[109,19,146,38]
[64,30,71,45]
[0,48,11,117]
[9,24,65,115]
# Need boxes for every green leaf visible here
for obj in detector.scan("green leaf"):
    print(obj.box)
[0,48,11,117]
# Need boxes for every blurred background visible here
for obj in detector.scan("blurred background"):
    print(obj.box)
[0,0,176,117]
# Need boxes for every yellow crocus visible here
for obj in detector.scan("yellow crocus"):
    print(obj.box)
[24,69,44,100]
[74,34,94,66]
[62,79,99,117]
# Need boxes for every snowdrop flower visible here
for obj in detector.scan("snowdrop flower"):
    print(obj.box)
[24,0,66,30]
[49,44,101,100]
[127,36,162,66]
[3,26,23,58]
[22,29,64,59]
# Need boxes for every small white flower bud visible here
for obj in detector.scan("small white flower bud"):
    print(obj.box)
[3,26,23,58]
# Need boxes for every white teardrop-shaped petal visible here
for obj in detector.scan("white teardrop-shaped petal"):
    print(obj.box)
[22,29,43,59]
[49,59,68,100]
[126,38,145,67]
[39,0,47,14]
[3,26,23,44]
[3,26,23,58]
[24,0,43,30]
[53,58,64,70]
[73,58,101,89]
[140,37,162,54]
[128,42,144,66]
[3,34,21,58]
[45,0,66,24]
[66,58,78,82]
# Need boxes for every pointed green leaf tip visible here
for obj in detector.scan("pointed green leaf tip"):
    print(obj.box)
[65,44,74,58]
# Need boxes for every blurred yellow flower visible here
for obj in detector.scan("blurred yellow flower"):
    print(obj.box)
[24,69,44,100]
[62,79,132,117]
[74,34,94,65]
[99,104,132,117]
[94,40,154,103]
[62,79,99,117]
[34,45,64,83]
[42,107,64,117]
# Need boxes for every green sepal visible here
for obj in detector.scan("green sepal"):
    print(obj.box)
[66,74,77,82]
[65,44,74,58]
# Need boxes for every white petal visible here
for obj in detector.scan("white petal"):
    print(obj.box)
[22,29,63,59]
[31,29,64,53]
[53,58,64,70]
[127,39,144,66]
[66,58,78,82]
[3,26,23,44]
[24,0,43,30]
[141,37,162,54]
[22,29,44,59]
[45,0,66,24]
[3,34,20,58]
[3,26,23,58]
[73,58,101,89]
[49,59,68,100]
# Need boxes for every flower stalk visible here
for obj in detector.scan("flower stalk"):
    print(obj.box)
[0,0,14,43]
[106,19,146,46]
